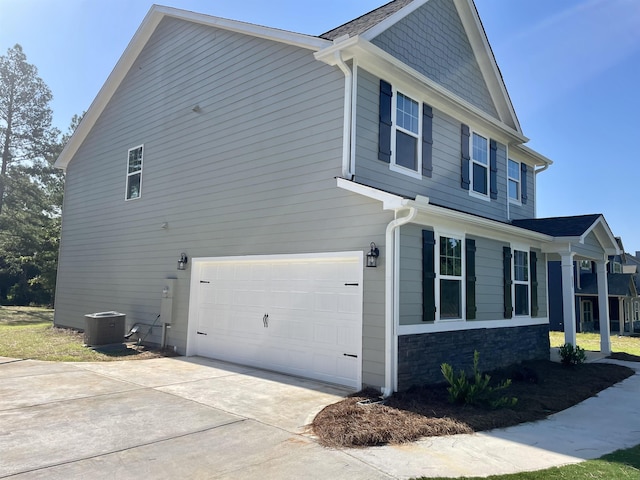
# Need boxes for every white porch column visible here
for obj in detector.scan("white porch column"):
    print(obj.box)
[596,260,611,354]
[561,253,577,346]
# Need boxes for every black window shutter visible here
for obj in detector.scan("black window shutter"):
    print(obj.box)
[489,140,498,199]
[422,104,433,177]
[378,80,392,163]
[521,163,528,204]
[422,230,436,322]
[503,246,513,319]
[461,124,470,190]
[530,251,539,317]
[466,238,477,320]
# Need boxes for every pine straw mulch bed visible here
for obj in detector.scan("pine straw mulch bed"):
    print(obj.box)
[312,359,635,448]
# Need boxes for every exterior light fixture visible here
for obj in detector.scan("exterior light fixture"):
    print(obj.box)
[366,242,379,268]
[177,252,188,270]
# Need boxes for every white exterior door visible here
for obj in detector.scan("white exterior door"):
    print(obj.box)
[187,253,363,388]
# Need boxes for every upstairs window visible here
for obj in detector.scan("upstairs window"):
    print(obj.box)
[471,132,488,196]
[513,250,529,316]
[392,91,421,174]
[378,80,433,178]
[126,145,143,200]
[508,159,520,201]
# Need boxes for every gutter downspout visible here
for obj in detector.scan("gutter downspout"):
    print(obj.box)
[382,206,417,397]
[333,51,353,180]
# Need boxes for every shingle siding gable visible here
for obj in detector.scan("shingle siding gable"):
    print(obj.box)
[370,0,499,119]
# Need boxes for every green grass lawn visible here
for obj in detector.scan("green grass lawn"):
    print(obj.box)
[0,305,160,361]
[414,444,640,480]
[549,331,640,356]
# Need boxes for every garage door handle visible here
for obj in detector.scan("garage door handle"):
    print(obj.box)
[343,353,358,358]
[344,283,359,286]
[197,331,208,336]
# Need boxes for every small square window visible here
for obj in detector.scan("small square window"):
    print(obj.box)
[396,93,419,134]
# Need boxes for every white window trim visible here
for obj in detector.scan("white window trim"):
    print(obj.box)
[469,130,490,200]
[508,158,522,205]
[125,144,144,201]
[435,230,466,323]
[390,87,422,180]
[512,243,530,318]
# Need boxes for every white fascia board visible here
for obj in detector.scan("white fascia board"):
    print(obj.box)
[336,177,408,210]
[453,0,522,134]
[324,39,527,146]
[55,5,329,170]
[55,7,165,170]
[582,218,621,256]
[154,5,329,51]
[511,144,553,168]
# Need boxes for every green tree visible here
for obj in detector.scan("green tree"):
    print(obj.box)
[0,44,67,305]
[0,44,55,215]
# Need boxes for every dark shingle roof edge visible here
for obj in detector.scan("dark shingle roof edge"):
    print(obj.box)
[511,214,602,238]
[320,0,413,40]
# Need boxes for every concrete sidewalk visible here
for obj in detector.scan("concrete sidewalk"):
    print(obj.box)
[1,355,639,479]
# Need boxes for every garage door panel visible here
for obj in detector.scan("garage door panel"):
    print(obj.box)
[192,254,362,388]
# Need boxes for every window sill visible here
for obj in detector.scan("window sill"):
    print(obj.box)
[390,163,422,180]
[468,190,491,202]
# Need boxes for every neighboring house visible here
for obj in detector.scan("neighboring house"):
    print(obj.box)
[549,237,640,336]
[54,0,620,393]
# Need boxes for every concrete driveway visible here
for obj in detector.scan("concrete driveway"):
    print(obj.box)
[2,355,640,479]
[0,356,390,479]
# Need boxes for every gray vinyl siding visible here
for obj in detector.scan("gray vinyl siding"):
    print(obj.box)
[472,236,508,321]
[399,224,424,325]
[399,228,508,324]
[355,67,513,223]
[398,230,545,324]
[54,17,393,388]
[573,231,606,259]
[371,0,498,119]
[507,161,536,220]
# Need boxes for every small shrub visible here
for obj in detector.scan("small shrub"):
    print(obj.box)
[559,342,587,366]
[441,351,517,409]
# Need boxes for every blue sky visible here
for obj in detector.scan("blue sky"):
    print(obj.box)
[2,0,639,252]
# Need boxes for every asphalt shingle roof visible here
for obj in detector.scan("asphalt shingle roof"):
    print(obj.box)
[320,0,413,40]
[511,214,602,237]
[578,273,637,297]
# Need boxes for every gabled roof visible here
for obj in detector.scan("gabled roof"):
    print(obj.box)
[315,0,524,137]
[513,214,620,258]
[55,5,329,169]
[512,214,602,237]
[56,0,533,170]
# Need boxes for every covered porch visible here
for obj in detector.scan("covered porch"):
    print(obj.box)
[513,214,620,354]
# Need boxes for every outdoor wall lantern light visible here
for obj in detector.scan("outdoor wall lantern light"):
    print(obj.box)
[366,242,380,268]
[177,252,188,270]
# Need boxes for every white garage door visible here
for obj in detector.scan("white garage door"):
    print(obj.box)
[188,253,363,388]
